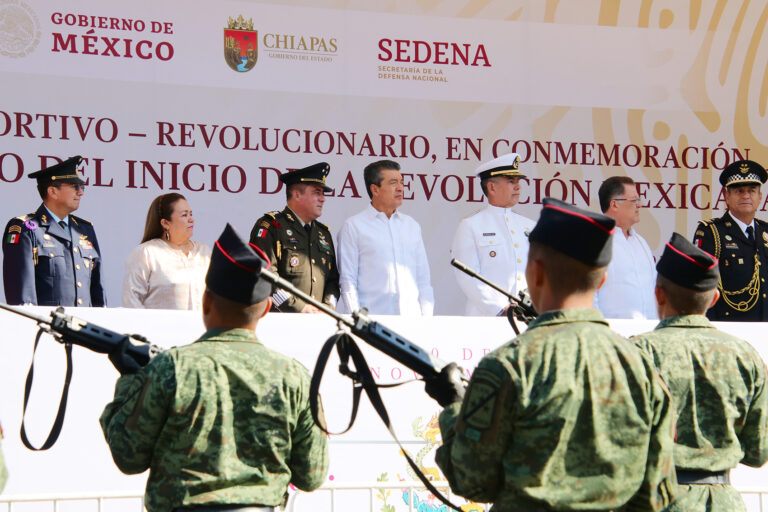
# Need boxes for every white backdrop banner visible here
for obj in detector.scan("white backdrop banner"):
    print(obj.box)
[2,1,768,314]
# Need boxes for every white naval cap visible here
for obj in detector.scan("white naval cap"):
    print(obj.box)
[475,152,526,180]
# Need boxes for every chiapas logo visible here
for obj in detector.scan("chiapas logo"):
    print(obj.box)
[224,14,257,72]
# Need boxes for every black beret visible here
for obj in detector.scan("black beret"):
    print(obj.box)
[719,159,767,188]
[280,162,331,192]
[529,197,616,267]
[206,224,272,304]
[28,156,85,185]
[475,152,526,180]
[656,232,719,291]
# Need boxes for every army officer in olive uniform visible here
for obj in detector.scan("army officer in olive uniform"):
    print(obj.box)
[693,160,768,321]
[250,163,339,313]
[2,156,105,306]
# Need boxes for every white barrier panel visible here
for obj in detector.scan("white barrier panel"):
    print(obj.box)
[0,308,767,510]
[2,1,768,314]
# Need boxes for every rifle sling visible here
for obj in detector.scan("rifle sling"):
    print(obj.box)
[310,331,464,512]
[20,328,73,451]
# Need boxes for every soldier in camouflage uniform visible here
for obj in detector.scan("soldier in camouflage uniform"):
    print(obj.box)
[426,198,677,511]
[250,162,339,313]
[634,233,768,512]
[100,224,329,512]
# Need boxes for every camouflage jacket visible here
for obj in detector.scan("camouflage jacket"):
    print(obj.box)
[436,309,676,511]
[633,315,768,471]
[100,328,329,512]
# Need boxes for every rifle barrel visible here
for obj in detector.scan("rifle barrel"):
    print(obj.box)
[450,258,517,303]
[0,302,51,324]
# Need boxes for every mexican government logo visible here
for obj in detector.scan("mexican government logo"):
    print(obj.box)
[0,0,41,57]
[224,14,257,72]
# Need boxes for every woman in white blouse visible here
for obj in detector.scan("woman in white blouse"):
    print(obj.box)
[122,193,211,310]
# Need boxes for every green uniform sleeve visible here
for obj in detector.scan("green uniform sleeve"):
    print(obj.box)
[435,360,514,503]
[288,391,329,491]
[621,366,677,512]
[99,353,176,474]
[740,355,768,467]
[323,232,340,307]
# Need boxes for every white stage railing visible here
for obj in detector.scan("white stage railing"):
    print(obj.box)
[0,485,766,512]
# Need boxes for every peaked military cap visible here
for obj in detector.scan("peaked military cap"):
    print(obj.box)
[529,197,616,267]
[656,232,719,291]
[719,159,767,188]
[280,162,332,192]
[28,156,85,185]
[206,223,272,304]
[476,152,526,180]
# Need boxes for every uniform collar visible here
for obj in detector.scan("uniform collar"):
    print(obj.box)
[42,204,68,227]
[368,202,400,220]
[527,308,609,329]
[196,328,261,344]
[726,211,754,237]
[654,314,714,330]
[284,206,310,228]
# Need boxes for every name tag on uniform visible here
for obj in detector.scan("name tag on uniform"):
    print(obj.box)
[482,232,496,236]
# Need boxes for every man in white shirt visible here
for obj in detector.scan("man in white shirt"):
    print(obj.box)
[595,176,657,319]
[336,160,434,316]
[450,153,535,316]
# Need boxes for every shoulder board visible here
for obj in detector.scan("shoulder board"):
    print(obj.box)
[264,211,280,219]
[14,215,28,222]
[698,218,715,225]
[316,221,330,231]
[464,207,485,219]
[755,218,768,227]
[71,215,93,226]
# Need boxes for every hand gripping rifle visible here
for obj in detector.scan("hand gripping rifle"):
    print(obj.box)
[256,266,466,512]
[450,258,537,334]
[0,303,161,450]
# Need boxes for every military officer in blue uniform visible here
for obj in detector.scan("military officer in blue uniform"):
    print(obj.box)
[2,156,106,306]
[692,160,768,321]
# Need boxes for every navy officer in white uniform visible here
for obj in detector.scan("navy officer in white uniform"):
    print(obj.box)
[2,156,105,306]
[450,152,535,316]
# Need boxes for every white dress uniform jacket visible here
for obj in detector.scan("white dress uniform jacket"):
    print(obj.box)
[451,205,535,316]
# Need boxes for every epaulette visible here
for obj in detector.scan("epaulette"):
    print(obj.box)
[463,207,484,219]
[755,218,768,227]
[264,211,280,219]
[698,218,715,225]
[70,215,93,226]
[316,221,330,231]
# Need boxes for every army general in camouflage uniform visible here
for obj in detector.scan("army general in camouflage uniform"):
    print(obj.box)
[100,224,329,512]
[250,163,339,313]
[2,156,105,306]
[426,198,677,511]
[692,159,768,321]
[634,233,768,512]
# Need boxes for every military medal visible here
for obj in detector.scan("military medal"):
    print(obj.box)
[725,235,732,241]
[489,250,497,257]
[286,229,293,236]
[290,256,299,267]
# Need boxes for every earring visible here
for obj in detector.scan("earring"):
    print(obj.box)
[165,231,170,241]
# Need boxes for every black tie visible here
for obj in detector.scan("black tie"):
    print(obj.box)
[58,220,67,230]
[304,223,311,233]
[747,225,754,243]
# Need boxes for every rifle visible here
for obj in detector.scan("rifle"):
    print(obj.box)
[450,258,537,334]
[256,266,466,511]
[257,267,444,379]
[0,303,161,450]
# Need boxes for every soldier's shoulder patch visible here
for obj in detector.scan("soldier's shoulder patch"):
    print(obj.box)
[457,367,507,442]
[259,220,271,229]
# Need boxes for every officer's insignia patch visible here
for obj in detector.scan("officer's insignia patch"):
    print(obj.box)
[24,219,37,231]
[259,220,270,229]
[286,212,295,222]
[489,250,496,258]
[725,235,732,241]
[290,256,299,267]
[8,225,20,234]
[695,230,704,237]
[725,222,732,227]
[6,233,19,244]
[286,229,293,236]
[41,214,47,223]
[740,163,750,174]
